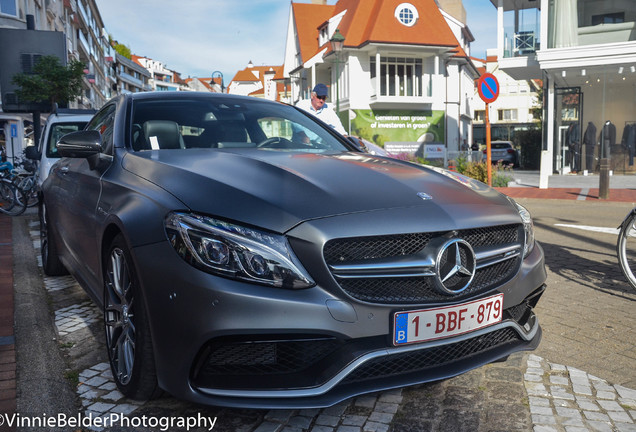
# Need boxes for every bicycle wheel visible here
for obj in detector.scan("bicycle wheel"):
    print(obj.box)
[0,180,25,216]
[617,209,636,291]
[0,180,16,213]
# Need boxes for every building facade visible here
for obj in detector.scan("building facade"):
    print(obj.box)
[228,61,289,101]
[0,0,115,110]
[282,0,479,153]
[132,55,189,92]
[114,53,152,94]
[472,50,541,148]
[491,0,636,185]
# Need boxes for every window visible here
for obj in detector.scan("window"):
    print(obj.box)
[370,57,422,97]
[0,0,17,16]
[395,3,418,27]
[591,12,624,25]
[498,109,518,121]
[474,110,485,122]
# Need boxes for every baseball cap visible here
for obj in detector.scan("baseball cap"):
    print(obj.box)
[313,83,328,97]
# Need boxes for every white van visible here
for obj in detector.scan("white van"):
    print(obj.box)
[37,108,95,186]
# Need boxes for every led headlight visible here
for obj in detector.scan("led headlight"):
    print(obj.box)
[165,212,315,289]
[509,199,535,257]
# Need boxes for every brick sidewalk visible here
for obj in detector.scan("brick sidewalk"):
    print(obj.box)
[0,215,14,424]
[496,187,636,202]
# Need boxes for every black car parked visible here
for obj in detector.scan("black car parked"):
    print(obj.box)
[40,92,546,408]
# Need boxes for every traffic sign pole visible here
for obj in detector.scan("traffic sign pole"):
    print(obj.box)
[486,104,492,186]
[476,73,500,187]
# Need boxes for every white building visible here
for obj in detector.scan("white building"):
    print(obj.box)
[132,55,188,92]
[282,0,479,152]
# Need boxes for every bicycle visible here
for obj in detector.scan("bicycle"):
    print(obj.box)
[617,207,636,291]
[0,178,27,216]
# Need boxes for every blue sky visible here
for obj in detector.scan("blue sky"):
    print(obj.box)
[95,0,498,84]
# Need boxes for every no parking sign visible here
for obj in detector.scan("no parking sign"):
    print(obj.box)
[477,73,500,104]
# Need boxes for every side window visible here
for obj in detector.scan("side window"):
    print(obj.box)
[86,105,116,154]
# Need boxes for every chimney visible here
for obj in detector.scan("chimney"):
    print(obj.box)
[437,0,466,25]
[311,0,328,4]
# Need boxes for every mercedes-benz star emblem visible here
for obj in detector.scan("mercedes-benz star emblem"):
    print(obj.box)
[434,239,476,295]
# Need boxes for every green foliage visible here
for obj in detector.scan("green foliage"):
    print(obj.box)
[113,42,132,60]
[456,158,514,187]
[11,55,85,110]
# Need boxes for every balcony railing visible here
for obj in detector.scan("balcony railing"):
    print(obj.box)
[504,31,540,57]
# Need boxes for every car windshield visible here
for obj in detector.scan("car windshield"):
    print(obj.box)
[492,143,512,150]
[130,96,350,153]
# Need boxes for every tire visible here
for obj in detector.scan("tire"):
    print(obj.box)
[0,180,16,214]
[617,210,636,291]
[103,234,161,400]
[39,202,68,276]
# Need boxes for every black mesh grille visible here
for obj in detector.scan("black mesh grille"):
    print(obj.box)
[324,233,433,263]
[199,338,340,376]
[324,225,521,304]
[343,328,521,383]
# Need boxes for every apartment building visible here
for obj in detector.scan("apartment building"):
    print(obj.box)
[132,55,189,92]
[491,0,636,185]
[114,53,152,94]
[282,0,479,152]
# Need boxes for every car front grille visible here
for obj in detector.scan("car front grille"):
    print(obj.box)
[342,327,522,384]
[324,224,522,304]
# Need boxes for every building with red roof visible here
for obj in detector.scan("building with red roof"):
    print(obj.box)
[228,61,290,101]
[282,0,480,151]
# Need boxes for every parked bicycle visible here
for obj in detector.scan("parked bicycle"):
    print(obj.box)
[617,207,636,291]
[0,147,41,216]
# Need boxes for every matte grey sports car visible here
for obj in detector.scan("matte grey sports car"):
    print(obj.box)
[40,92,546,409]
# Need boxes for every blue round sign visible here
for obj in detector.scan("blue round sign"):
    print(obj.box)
[477,73,499,104]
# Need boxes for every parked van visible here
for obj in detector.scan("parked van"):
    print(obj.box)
[37,108,95,186]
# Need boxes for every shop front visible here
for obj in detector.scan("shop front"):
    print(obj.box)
[547,64,636,177]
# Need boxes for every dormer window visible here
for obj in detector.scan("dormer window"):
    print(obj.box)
[395,3,418,27]
[319,25,329,46]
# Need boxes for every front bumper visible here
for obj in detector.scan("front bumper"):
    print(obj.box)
[132,236,546,409]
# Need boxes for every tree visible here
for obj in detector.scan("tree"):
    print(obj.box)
[113,42,132,60]
[11,55,85,111]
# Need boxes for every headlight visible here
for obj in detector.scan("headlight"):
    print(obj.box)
[510,199,535,257]
[165,212,315,289]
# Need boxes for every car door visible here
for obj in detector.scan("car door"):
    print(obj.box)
[54,104,116,291]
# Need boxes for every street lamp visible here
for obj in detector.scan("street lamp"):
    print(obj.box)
[330,28,345,113]
[211,71,225,93]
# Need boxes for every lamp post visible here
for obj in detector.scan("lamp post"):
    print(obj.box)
[211,71,225,93]
[330,29,345,113]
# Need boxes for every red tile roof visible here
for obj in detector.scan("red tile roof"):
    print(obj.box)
[291,3,336,63]
[293,0,468,63]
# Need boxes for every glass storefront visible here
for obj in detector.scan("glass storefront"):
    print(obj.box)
[551,65,636,174]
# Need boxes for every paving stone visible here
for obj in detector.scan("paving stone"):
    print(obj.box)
[315,414,340,427]
[342,415,367,427]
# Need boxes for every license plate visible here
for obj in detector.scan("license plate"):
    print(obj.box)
[393,294,503,345]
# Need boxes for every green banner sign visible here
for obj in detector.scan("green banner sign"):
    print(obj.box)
[349,109,445,148]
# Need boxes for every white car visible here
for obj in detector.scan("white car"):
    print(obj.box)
[37,108,95,186]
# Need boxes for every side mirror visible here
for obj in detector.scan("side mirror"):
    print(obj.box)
[24,145,41,161]
[57,130,102,158]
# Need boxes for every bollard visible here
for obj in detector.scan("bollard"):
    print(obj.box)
[599,158,610,199]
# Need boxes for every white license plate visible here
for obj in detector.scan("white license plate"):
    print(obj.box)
[393,294,504,345]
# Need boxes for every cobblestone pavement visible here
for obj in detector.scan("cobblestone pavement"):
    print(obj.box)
[8,195,636,431]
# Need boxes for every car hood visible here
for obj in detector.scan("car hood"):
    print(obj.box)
[122,149,519,233]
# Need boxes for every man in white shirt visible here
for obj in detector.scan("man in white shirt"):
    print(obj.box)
[296,84,347,136]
